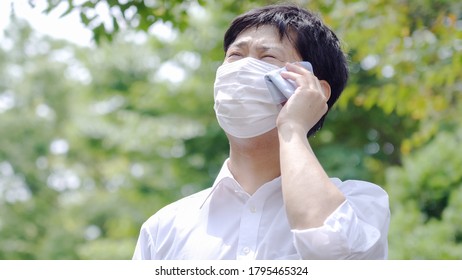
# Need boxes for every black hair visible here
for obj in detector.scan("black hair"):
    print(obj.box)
[223,4,349,137]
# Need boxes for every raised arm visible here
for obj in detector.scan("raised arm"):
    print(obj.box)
[277,62,345,230]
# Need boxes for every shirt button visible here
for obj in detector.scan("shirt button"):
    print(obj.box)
[242,247,250,254]
[250,206,257,213]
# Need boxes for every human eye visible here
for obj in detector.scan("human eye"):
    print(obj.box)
[262,54,276,59]
[226,49,242,58]
[225,50,244,63]
[261,54,281,63]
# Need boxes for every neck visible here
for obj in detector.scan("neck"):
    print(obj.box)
[227,130,281,195]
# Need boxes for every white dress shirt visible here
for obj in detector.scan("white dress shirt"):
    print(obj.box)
[133,159,390,260]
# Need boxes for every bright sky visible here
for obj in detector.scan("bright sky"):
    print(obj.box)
[0,0,196,85]
[0,0,92,46]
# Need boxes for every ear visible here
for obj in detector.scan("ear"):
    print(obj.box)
[319,80,331,101]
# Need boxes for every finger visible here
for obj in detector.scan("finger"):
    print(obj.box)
[285,63,321,89]
[285,62,312,75]
[281,69,321,92]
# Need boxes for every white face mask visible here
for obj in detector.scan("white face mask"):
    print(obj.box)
[213,57,282,138]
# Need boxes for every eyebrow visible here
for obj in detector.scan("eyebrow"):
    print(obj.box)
[229,41,285,53]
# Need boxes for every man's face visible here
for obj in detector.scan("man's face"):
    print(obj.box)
[224,25,302,67]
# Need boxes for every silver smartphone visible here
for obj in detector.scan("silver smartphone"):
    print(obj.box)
[264,61,313,104]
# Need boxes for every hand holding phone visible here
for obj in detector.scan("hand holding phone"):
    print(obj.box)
[264,61,313,104]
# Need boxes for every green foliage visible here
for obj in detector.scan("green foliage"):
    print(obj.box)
[40,0,207,42]
[1,0,461,259]
[387,128,462,259]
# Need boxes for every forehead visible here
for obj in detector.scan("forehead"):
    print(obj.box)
[230,25,300,58]
[231,25,288,46]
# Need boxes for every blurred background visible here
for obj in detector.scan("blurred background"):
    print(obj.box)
[0,0,461,259]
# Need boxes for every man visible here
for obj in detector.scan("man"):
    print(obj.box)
[133,4,390,260]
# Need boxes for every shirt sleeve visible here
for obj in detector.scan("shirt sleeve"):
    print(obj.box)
[291,180,390,259]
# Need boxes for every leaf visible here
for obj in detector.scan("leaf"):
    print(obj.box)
[59,0,74,18]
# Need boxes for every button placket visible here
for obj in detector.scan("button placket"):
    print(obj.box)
[236,196,265,260]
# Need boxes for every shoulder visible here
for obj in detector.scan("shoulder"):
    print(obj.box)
[331,178,388,200]
[133,188,213,260]
[331,178,390,223]
[142,187,212,229]
[330,178,390,216]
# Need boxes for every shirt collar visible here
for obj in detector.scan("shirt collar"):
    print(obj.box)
[200,158,282,209]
